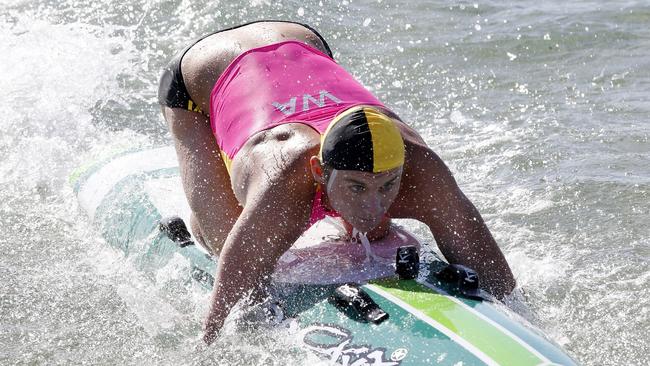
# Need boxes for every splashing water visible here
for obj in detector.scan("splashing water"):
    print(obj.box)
[1,0,648,365]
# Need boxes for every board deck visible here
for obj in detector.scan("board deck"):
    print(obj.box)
[71,146,577,365]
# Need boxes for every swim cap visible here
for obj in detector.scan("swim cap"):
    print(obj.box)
[319,106,405,173]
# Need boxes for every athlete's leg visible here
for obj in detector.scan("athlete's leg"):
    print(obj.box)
[162,106,242,256]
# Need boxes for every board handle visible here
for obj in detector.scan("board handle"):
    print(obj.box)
[329,284,389,324]
[159,216,195,248]
[436,264,493,301]
[396,245,419,279]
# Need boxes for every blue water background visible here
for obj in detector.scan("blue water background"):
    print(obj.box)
[1,0,648,364]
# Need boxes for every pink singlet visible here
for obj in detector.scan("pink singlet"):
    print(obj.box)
[209,40,386,225]
[210,40,385,164]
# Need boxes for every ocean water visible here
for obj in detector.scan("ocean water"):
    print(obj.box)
[1,0,648,365]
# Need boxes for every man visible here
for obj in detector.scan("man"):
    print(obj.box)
[158,20,515,344]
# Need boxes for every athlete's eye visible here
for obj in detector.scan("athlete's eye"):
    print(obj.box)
[349,184,366,193]
[381,180,397,192]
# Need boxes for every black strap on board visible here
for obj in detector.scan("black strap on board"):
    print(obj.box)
[159,216,195,248]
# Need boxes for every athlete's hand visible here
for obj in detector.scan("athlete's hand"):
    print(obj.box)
[202,313,224,344]
[203,299,229,345]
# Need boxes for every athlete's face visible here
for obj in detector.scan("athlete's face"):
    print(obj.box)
[324,167,403,233]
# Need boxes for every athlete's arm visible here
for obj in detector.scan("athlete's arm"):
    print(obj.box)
[203,156,314,344]
[392,143,516,298]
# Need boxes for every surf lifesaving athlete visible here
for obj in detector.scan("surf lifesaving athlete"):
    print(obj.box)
[158,20,516,344]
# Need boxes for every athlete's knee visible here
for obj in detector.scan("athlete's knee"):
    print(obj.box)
[163,107,209,143]
[190,212,214,255]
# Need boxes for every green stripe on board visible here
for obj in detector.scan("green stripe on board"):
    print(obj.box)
[69,146,133,187]
[367,279,545,366]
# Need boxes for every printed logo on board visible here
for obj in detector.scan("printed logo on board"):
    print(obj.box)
[464,271,477,284]
[299,324,407,366]
[390,348,408,362]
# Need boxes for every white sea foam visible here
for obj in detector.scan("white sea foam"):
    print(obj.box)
[2,1,649,365]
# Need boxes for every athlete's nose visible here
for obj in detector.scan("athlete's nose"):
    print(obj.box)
[362,195,384,218]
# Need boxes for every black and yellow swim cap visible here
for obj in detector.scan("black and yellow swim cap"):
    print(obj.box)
[319,106,405,173]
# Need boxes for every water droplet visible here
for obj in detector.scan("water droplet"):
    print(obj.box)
[363,18,371,27]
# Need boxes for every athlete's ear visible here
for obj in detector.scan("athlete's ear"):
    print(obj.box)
[310,156,327,185]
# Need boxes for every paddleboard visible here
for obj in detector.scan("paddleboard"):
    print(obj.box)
[71,146,578,365]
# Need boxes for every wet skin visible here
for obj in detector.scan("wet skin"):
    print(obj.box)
[160,21,516,344]
[310,158,403,234]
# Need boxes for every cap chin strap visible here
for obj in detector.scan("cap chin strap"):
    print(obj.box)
[325,169,338,195]
[352,228,383,264]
